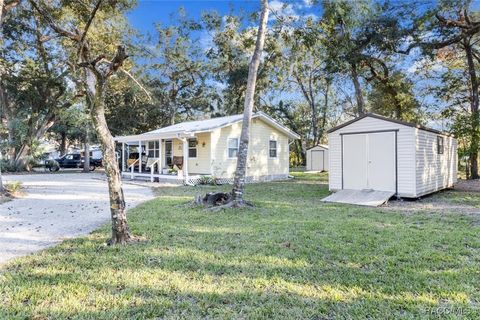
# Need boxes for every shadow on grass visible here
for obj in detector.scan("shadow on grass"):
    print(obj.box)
[1,177,479,319]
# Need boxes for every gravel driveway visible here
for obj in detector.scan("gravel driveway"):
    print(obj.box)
[0,173,154,265]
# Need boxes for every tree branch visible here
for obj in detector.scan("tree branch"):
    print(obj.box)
[29,0,80,41]
[77,0,103,62]
[120,68,152,101]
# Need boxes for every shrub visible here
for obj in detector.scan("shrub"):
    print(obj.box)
[4,181,22,195]
[0,159,19,172]
[197,176,219,185]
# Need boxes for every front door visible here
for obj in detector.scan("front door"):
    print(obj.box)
[342,132,396,192]
[165,140,173,167]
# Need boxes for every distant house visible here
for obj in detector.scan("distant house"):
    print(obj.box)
[327,113,457,198]
[114,112,300,184]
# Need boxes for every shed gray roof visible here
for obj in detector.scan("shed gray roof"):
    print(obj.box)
[307,145,329,151]
[327,113,454,137]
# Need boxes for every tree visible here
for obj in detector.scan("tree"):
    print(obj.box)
[279,26,333,147]
[202,9,277,116]
[367,71,423,121]
[231,0,269,205]
[321,0,374,115]
[0,0,21,191]
[401,0,480,179]
[30,0,138,244]
[150,13,215,124]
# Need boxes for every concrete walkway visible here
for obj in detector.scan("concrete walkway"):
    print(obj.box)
[0,173,154,265]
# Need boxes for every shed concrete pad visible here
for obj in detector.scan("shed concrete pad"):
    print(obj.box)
[322,189,394,207]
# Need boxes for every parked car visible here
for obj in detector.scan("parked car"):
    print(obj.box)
[46,153,102,171]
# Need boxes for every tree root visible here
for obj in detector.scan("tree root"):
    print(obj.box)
[107,232,132,246]
[193,192,254,211]
[209,200,254,212]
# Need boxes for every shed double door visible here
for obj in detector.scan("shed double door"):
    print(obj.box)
[311,150,325,171]
[342,132,396,192]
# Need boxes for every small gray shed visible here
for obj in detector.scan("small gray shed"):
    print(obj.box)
[306,145,329,171]
[327,113,457,198]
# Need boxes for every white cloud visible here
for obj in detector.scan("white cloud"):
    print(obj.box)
[199,30,214,51]
[302,0,314,8]
[407,56,446,74]
[268,0,299,21]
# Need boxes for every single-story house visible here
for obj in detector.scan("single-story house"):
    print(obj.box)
[114,112,300,184]
[327,113,457,198]
[306,145,329,172]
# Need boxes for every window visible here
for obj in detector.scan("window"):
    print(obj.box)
[269,140,277,158]
[228,138,239,158]
[188,138,197,158]
[148,141,160,158]
[437,136,444,154]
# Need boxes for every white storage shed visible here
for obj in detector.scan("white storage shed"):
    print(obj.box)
[306,145,329,171]
[328,114,457,198]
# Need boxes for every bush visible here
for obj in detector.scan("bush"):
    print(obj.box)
[0,159,20,172]
[197,175,218,185]
[4,181,22,195]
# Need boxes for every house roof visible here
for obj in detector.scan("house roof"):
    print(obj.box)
[115,111,300,142]
[307,144,329,151]
[327,113,454,137]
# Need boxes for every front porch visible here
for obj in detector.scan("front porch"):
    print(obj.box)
[116,132,212,184]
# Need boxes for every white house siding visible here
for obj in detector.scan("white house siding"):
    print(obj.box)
[189,132,211,174]
[415,129,457,196]
[210,118,290,180]
[328,117,416,197]
[162,134,211,175]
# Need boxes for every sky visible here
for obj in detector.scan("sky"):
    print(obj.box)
[127,0,262,36]
[125,0,453,130]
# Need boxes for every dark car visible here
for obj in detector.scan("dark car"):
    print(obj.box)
[46,154,102,171]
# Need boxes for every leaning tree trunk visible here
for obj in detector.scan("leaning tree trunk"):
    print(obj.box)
[1,0,5,191]
[464,39,479,179]
[350,62,365,116]
[86,72,130,244]
[231,0,269,205]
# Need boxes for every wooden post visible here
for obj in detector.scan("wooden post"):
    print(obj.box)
[130,158,134,179]
[121,143,125,172]
[158,138,162,174]
[182,138,189,183]
[138,141,142,173]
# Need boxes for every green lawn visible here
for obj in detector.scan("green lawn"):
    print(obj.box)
[1,172,479,319]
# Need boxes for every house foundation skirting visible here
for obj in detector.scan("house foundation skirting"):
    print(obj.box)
[122,172,290,186]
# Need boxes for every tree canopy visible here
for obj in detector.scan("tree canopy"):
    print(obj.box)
[0,0,479,178]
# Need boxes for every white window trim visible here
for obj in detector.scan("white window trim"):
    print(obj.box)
[188,138,198,158]
[437,136,444,155]
[227,137,240,159]
[269,139,278,159]
[148,141,160,158]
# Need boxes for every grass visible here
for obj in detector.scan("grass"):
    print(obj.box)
[434,190,480,208]
[1,173,479,319]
